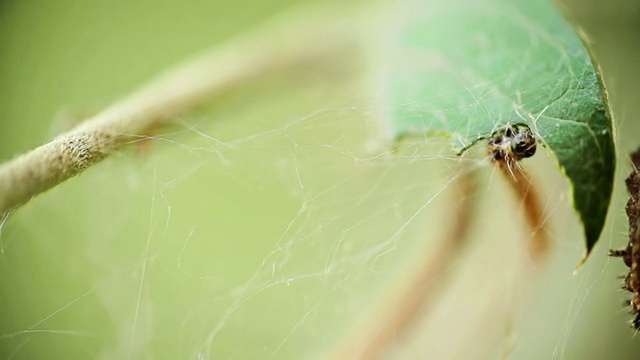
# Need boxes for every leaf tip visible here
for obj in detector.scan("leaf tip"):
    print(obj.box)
[573,250,590,275]
[573,251,590,276]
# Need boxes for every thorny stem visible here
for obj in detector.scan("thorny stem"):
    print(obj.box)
[609,148,640,329]
[333,170,477,360]
[498,160,549,261]
[0,5,362,216]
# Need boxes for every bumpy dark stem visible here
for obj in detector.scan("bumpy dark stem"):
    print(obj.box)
[610,148,640,329]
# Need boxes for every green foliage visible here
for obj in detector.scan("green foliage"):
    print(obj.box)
[1,1,634,359]
[386,0,614,254]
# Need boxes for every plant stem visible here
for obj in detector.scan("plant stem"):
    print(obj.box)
[498,160,549,261]
[0,5,361,216]
[333,169,476,359]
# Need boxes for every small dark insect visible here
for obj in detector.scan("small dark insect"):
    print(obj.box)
[486,123,548,259]
[610,147,640,329]
[487,124,537,162]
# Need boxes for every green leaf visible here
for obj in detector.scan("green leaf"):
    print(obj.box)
[385,0,615,255]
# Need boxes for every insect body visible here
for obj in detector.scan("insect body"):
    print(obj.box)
[487,124,537,162]
[485,123,548,259]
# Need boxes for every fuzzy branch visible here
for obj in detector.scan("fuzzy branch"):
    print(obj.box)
[0,5,361,216]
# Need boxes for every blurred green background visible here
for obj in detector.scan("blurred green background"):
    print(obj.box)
[1,0,640,359]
